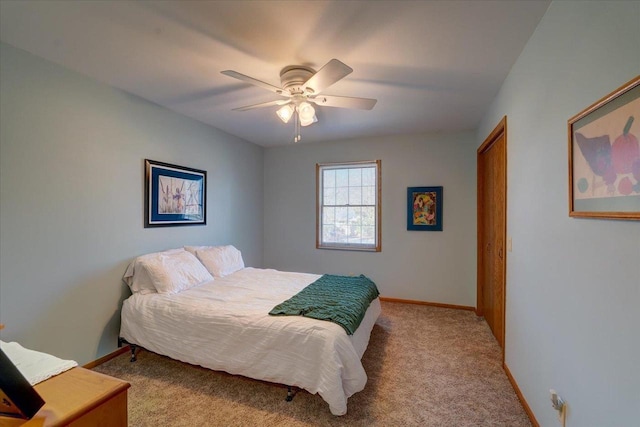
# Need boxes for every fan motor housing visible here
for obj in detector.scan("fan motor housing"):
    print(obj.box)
[280,66,315,93]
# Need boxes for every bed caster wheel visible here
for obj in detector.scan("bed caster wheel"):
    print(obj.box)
[129,345,138,363]
[286,386,296,402]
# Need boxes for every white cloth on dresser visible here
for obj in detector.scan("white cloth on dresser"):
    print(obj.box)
[0,340,78,385]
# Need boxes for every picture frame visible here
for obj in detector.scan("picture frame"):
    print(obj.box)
[407,186,443,231]
[568,75,640,220]
[144,159,206,227]
[0,348,45,419]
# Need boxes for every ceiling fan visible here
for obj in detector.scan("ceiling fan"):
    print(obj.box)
[221,59,377,142]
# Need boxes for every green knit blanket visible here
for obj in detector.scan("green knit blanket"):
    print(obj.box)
[268,274,380,335]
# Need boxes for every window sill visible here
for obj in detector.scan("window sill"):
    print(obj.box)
[316,244,381,252]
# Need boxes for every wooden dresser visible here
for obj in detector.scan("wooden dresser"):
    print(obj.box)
[0,367,130,427]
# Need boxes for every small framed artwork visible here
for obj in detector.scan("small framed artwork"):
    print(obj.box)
[144,159,206,227]
[407,186,443,231]
[568,75,640,220]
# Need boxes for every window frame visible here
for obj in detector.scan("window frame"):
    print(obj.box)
[316,160,381,252]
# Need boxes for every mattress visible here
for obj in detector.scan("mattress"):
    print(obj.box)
[120,267,381,415]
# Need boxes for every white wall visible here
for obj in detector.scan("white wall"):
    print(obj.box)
[477,2,640,426]
[263,132,477,307]
[0,43,264,364]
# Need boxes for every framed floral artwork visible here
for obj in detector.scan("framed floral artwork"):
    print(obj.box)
[144,159,206,227]
[407,186,443,231]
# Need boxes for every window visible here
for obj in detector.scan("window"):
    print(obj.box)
[316,160,381,252]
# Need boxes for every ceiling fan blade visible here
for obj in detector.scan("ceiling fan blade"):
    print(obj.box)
[310,95,377,110]
[233,99,290,112]
[302,59,353,95]
[221,70,288,96]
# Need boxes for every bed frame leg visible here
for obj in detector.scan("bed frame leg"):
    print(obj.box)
[118,337,138,362]
[128,344,138,362]
[286,386,296,402]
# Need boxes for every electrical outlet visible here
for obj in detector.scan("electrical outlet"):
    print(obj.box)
[550,389,566,427]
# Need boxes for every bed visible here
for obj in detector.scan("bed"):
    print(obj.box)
[119,246,381,416]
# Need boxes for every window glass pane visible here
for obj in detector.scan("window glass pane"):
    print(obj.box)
[336,186,348,205]
[348,226,362,243]
[347,206,360,223]
[349,168,362,186]
[322,207,335,225]
[335,207,348,225]
[362,167,375,186]
[334,225,347,243]
[336,169,348,187]
[349,186,362,205]
[362,186,375,205]
[362,226,375,241]
[362,207,375,226]
[323,225,335,242]
[323,187,335,205]
[323,169,335,188]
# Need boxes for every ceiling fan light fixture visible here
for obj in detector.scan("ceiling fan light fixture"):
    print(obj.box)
[276,104,294,123]
[300,114,317,127]
[297,101,315,122]
[222,59,376,143]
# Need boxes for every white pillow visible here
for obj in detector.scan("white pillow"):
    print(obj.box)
[195,245,245,278]
[123,248,184,294]
[184,245,211,255]
[141,250,213,294]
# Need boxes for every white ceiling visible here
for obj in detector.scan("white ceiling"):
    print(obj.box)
[0,0,550,147]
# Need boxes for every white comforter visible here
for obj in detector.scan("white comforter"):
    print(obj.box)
[120,267,381,415]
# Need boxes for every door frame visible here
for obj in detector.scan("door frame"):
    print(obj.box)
[476,116,507,359]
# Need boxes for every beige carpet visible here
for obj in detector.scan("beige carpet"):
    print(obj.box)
[94,301,531,426]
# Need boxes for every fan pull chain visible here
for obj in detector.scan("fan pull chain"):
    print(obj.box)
[294,111,301,143]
